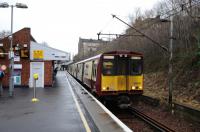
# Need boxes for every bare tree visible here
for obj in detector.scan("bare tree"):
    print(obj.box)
[0,30,10,39]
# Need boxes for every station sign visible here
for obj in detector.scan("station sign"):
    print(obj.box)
[14,55,20,62]
[33,50,44,60]
[14,64,22,69]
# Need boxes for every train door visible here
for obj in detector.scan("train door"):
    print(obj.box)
[117,56,129,91]
[75,64,78,78]
[101,55,117,92]
[91,61,95,90]
[92,60,98,91]
[92,61,96,82]
[101,55,128,92]
[127,56,143,91]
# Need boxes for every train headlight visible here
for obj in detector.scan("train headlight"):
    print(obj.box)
[139,86,142,89]
[131,86,136,90]
[102,87,110,91]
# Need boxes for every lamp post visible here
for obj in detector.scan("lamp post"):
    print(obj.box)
[0,2,28,97]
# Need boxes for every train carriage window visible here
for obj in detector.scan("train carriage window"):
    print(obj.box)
[92,62,97,81]
[94,68,97,77]
[84,64,89,76]
[102,56,116,75]
[129,57,142,75]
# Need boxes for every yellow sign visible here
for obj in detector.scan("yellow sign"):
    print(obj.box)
[33,50,44,59]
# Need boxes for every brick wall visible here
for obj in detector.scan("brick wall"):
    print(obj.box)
[44,61,53,87]
[0,28,54,88]
[0,28,31,87]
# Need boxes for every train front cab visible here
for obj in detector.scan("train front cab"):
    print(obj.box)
[100,53,143,98]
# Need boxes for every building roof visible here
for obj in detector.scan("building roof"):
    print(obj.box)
[30,41,70,61]
[0,27,36,42]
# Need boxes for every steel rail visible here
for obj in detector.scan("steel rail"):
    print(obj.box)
[128,106,175,132]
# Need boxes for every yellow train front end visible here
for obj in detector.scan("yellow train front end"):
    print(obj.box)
[101,75,143,93]
[101,55,143,94]
[100,53,143,107]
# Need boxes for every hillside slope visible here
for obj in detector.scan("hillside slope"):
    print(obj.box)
[144,54,200,110]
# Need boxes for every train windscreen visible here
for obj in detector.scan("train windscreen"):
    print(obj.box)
[129,56,142,75]
[102,56,116,75]
[102,55,142,76]
[117,56,127,75]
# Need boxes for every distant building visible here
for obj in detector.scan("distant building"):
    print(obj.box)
[78,38,108,58]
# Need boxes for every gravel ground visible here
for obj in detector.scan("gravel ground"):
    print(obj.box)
[107,106,155,132]
[132,100,200,132]
[107,99,200,132]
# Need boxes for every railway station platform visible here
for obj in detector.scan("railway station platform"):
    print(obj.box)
[0,71,131,132]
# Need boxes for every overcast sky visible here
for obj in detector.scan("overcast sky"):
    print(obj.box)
[0,0,160,55]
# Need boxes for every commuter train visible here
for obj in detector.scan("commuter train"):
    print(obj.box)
[68,51,143,107]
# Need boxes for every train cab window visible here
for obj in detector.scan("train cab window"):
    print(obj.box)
[117,56,128,75]
[102,56,116,75]
[129,57,142,75]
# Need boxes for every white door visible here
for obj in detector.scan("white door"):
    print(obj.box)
[30,62,44,88]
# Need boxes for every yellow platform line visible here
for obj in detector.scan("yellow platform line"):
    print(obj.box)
[66,77,91,132]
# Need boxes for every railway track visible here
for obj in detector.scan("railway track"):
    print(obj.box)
[128,106,175,132]
[68,73,200,131]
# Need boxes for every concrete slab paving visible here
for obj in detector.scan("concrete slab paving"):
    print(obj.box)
[0,71,93,132]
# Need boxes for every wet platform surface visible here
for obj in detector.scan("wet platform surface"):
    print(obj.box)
[66,73,131,132]
[0,71,97,132]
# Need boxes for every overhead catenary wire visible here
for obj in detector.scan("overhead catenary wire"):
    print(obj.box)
[98,0,199,49]
[98,17,116,36]
[110,0,200,49]
[112,14,169,52]
[97,14,133,40]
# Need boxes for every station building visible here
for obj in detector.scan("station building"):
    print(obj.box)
[0,27,70,88]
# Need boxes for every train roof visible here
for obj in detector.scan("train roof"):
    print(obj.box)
[103,50,143,56]
[74,50,143,64]
[75,54,102,64]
